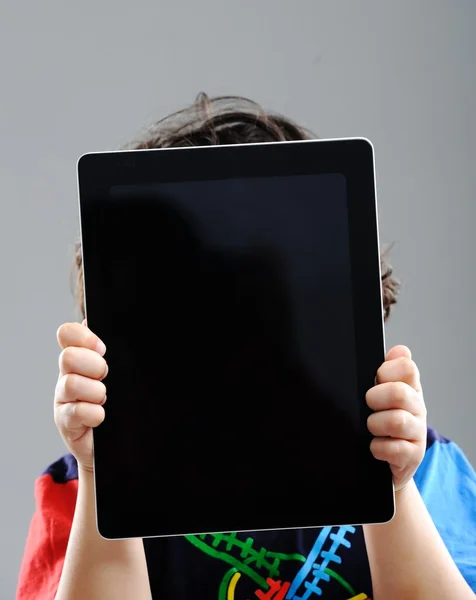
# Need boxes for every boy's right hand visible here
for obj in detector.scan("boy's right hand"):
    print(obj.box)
[54,321,108,472]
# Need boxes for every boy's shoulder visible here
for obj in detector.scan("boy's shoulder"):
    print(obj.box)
[34,453,79,517]
[426,424,450,447]
[420,425,475,477]
[41,452,79,483]
[416,425,476,499]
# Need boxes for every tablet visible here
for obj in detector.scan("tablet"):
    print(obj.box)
[77,138,394,540]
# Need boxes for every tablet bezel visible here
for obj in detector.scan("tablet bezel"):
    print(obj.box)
[77,138,395,539]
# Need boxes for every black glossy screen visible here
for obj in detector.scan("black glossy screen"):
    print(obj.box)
[78,141,394,538]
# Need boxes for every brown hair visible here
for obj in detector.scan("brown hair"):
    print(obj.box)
[73,93,399,320]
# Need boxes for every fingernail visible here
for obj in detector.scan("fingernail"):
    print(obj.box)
[101,364,109,380]
[96,341,106,356]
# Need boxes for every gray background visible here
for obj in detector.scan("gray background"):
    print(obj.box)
[1,0,474,596]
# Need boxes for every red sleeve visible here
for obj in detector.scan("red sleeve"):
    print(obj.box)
[16,473,78,600]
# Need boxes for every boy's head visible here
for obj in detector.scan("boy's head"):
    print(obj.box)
[73,93,399,320]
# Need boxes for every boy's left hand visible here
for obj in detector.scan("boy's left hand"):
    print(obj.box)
[366,345,427,493]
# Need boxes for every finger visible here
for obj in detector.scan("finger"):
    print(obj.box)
[367,409,425,441]
[57,322,106,356]
[370,437,418,469]
[55,374,107,405]
[59,346,108,380]
[385,345,411,361]
[366,381,426,417]
[55,401,105,439]
[376,357,421,392]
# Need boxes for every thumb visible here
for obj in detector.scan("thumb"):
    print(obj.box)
[385,345,412,361]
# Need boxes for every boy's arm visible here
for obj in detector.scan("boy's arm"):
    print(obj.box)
[54,467,151,600]
[45,322,151,599]
[364,480,474,600]
[364,345,475,599]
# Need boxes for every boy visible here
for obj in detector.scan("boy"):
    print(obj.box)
[17,94,476,599]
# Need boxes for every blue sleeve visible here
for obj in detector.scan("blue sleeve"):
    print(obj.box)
[414,429,476,592]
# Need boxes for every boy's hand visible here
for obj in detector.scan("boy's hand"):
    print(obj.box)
[54,321,108,472]
[366,345,427,493]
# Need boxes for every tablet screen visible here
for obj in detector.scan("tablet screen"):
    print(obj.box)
[78,140,394,538]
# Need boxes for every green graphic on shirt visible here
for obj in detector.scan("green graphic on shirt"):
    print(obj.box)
[185,532,300,587]
[185,531,358,598]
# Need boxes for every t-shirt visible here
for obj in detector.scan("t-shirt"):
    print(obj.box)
[16,426,476,599]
